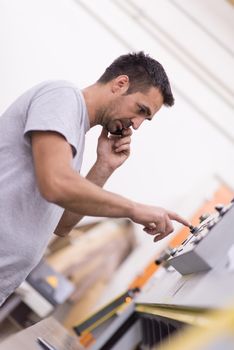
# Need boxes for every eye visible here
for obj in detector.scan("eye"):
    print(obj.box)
[137,104,151,118]
[138,106,146,114]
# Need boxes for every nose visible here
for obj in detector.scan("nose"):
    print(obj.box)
[131,117,145,130]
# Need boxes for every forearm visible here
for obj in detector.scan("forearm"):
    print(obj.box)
[86,160,114,186]
[54,161,115,236]
[52,167,134,221]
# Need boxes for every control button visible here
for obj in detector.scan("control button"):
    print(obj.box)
[199,213,210,223]
[170,248,177,256]
[215,204,224,213]
[190,226,199,234]
[214,203,231,216]
[207,220,216,230]
[155,247,178,265]
[193,236,203,245]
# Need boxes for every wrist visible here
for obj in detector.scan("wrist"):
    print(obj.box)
[86,160,114,187]
[127,200,138,222]
[94,159,115,176]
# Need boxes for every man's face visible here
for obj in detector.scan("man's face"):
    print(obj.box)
[99,86,164,135]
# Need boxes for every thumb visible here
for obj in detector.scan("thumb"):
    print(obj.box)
[99,127,108,139]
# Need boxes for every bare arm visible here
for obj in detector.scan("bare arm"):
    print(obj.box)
[31,131,190,241]
[54,161,113,236]
[54,127,132,236]
[32,131,133,216]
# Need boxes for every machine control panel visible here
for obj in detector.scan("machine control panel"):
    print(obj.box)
[166,200,234,275]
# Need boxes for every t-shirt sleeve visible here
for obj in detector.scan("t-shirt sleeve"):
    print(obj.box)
[24,86,80,157]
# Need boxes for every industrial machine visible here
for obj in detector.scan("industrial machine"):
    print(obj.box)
[74,199,234,349]
[135,199,234,349]
[3,198,233,349]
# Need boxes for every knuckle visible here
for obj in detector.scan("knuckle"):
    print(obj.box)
[167,227,173,234]
[158,213,165,221]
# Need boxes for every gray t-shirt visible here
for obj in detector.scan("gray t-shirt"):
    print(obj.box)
[0,81,90,305]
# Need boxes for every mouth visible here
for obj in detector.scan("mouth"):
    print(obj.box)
[107,119,132,135]
[110,129,123,135]
[110,127,123,135]
[108,120,123,135]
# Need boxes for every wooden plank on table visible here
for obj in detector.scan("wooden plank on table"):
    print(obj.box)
[47,222,134,273]
[63,281,108,330]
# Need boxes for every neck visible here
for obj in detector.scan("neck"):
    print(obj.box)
[82,83,109,128]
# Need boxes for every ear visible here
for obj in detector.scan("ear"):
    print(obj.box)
[111,75,129,94]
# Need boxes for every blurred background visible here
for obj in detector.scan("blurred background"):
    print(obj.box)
[0,1,234,348]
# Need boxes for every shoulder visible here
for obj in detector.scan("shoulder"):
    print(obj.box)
[28,80,85,110]
[32,80,79,98]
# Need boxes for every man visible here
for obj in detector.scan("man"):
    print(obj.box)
[0,52,190,306]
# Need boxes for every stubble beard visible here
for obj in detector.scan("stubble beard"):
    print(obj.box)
[96,104,120,134]
[95,100,132,134]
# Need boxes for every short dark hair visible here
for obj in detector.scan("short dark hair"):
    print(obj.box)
[97,51,174,106]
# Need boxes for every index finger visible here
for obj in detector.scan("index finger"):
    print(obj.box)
[168,211,191,227]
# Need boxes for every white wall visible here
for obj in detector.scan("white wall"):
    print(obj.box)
[0,0,234,227]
